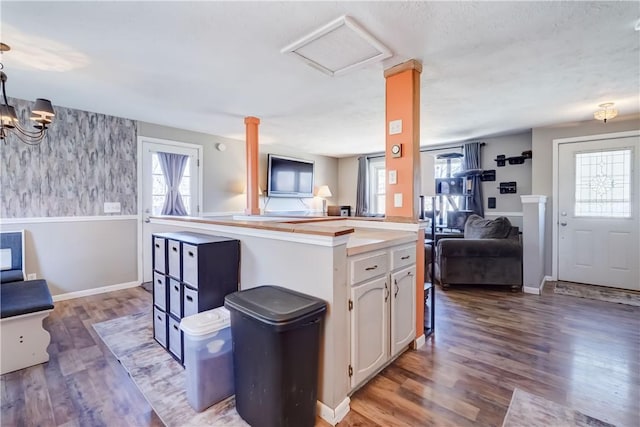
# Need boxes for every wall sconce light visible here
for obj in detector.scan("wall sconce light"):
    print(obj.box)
[316,185,332,214]
[593,102,618,123]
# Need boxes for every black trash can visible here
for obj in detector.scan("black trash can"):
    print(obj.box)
[224,285,327,427]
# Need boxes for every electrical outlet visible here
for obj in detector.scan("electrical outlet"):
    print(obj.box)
[104,202,121,213]
[27,273,37,280]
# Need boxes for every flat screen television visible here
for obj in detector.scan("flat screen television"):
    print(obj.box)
[267,154,315,198]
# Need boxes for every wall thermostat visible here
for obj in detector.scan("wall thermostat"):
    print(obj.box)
[391,144,402,158]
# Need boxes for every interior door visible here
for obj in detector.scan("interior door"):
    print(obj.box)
[141,140,200,283]
[558,136,639,290]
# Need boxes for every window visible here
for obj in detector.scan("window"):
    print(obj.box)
[574,149,632,218]
[434,153,465,226]
[368,157,386,215]
[151,153,192,215]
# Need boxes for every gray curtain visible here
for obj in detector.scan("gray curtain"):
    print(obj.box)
[158,152,189,216]
[463,142,484,217]
[355,156,368,217]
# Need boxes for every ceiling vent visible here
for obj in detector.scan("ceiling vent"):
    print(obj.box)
[281,16,392,77]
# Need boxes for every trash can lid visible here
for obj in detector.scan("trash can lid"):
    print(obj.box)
[224,285,326,328]
[180,307,230,337]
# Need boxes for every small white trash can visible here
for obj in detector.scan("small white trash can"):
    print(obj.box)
[180,307,234,412]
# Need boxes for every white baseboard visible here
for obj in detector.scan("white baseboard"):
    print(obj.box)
[413,334,426,349]
[540,275,552,292]
[317,397,350,426]
[523,275,553,295]
[52,281,140,302]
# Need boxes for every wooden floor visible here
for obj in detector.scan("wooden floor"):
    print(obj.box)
[2,284,638,427]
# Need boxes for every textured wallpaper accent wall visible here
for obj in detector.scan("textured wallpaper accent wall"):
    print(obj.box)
[1,98,137,217]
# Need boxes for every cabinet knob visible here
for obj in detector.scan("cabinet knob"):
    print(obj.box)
[400,255,410,260]
[365,265,378,271]
[384,282,389,302]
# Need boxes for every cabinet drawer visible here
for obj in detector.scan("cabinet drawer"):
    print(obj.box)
[153,236,166,274]
[168,316,182,360]
[183,286,199,317]
[168,240,181,279]
[169,278,181,318]
[153,272,167,311]
[153,307,167,348]
[391,244,415,271]
[350,251,388,285]
[182,243,199,288]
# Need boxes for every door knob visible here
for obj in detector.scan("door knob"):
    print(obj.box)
[560,222,567,226]
[144,218,151,223]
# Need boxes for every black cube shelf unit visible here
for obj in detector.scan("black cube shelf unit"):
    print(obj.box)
[152,231,240,364]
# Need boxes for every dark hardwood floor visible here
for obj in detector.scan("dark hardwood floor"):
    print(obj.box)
[2,284,638,427]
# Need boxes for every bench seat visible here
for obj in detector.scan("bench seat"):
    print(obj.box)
[1,280,54,318]
[0,279,54,375]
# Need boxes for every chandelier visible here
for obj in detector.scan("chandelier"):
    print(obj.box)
[593,102,618,124]
[0,43,55,145]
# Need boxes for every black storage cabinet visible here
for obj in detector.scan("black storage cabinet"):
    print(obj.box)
[224,286,327,427]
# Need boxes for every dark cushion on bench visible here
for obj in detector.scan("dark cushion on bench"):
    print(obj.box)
[1,269,24,284]
[0,280,54,319]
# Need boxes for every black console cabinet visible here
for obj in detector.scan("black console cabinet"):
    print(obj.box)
[152,231,240,364]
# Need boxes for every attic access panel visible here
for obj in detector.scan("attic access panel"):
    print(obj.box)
[281,15,392,77]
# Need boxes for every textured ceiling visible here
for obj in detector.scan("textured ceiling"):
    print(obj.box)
[2,1,639,157]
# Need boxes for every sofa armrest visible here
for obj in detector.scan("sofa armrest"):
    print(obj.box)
[437,238,522,258]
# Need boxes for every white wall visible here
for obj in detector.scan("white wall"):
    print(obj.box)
[338,156,359,210]
[338,133,533,226]
[138,122,247,214]
[259,144,339,213]
[531,113,640,276]
[480,132,532,229]
[1,219,137,296]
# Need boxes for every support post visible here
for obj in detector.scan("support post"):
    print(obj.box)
[245,116,261,215]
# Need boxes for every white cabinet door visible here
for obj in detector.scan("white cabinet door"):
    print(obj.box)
[390,266,416,357]
[350,276,389,389]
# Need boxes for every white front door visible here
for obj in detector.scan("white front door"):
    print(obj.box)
[557,135,639,290]
[140,138,202,282]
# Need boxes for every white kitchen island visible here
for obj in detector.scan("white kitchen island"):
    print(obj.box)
[146,215,422,425]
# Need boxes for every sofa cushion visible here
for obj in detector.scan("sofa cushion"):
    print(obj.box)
[464,215,512,239]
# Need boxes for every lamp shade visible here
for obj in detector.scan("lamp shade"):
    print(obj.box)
[32,98,55,117]
[317,185,332,198]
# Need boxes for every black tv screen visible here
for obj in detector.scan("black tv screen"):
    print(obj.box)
[267,154,314,198]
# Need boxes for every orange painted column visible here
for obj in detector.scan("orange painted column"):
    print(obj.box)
[384,60,425,338]
[244,116,261,215]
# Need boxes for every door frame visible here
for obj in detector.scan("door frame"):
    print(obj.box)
[551,130,640,281]
[136,136,204,283]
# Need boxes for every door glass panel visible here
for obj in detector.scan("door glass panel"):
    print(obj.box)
[151,153,192,215]
[574,149,632,218]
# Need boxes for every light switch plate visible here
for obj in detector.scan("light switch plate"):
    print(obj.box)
[27,273,37,280]
[389,120,402,135]
[104,202,121,213]
[394,193,403,208]
[388,170,397,185]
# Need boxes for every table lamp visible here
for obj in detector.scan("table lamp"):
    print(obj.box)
[317,185,332,215]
